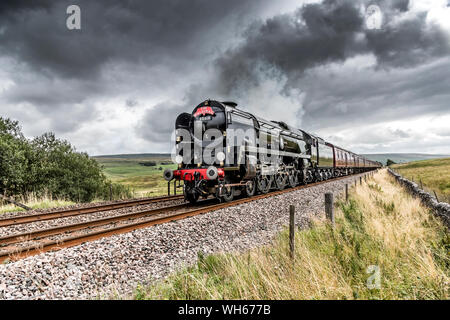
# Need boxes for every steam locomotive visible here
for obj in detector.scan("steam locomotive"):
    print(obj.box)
[164,99,381,204]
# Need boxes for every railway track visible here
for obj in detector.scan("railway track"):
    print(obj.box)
[0,172,373,263]
[0,194,184,227]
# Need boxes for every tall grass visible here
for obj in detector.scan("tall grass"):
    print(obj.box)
[0,182,136,214]
[136,170,449,300]
[0,191,75,214]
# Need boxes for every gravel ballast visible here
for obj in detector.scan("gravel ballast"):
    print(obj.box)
[0,174,367,299]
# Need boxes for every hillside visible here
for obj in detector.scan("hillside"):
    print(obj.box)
[391,157,450,202]
[362,153,450,165]
[93,154,176,197]
[93,153,171,160]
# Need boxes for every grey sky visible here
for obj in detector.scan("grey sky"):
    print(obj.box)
[0,0,449,155]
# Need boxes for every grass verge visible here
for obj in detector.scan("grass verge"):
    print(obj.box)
[135,170,449,300]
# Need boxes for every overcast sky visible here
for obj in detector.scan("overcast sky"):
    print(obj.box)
[0,0,449,155]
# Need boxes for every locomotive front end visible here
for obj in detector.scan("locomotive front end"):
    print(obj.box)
[164,100,229,203]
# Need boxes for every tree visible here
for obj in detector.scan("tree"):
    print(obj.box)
[386,159,396,166]
[0,117,31,196]
[0,117,114,202]
[31,132,108,202]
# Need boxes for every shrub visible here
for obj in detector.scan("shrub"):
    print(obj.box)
[386,159,396,166]
[139,161,156,167]
[0,117,117,203]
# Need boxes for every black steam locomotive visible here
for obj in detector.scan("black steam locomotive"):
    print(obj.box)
[164,100,381,204]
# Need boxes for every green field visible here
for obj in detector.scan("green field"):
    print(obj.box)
[93,154,177,197]
[391,158,450,202]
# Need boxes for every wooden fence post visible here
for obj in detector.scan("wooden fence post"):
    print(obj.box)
[174,180,177,195]
[325,193,335,227]
[345,184,348,202]
[360,176,362,185]
[433,190,440,203]
[289,205,295,259]
[168,181,170,196]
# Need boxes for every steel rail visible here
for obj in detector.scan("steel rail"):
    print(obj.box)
[0,171,373,263]
[0,202,196,246]
[0,194,185,227]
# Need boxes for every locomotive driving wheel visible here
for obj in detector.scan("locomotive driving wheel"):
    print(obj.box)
[216,178,234,202]
[315,171,323,182]
[243,179,257,197]
[221,185,234,202]
[288,170,298,188]
[257,175,271,194]
[185,191,199,204]
[274,173,287,190]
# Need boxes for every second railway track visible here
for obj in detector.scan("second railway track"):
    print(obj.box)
[0,194,185,227]
[0,172,372,263]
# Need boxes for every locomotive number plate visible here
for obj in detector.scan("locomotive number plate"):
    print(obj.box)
[199,116,212,121]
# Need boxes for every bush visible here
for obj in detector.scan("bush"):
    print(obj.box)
[139,161,156,167]
[0,117,117,203]
[97,182,134,200]
[386,159,396,166]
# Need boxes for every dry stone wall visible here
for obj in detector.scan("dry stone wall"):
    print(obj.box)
[388,168,450,228]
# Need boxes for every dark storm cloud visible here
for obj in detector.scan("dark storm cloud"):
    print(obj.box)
[1,0,449,154]
[137,101,184,143]
[391,0,410,12]
[215,0,449,95]
[136,84,209,143]
[299,56,450,132]
[366,14,449,67]
[0,0,270,136]
[0,0,265,80]
[0,1,51,15]
[134,0,450,150]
